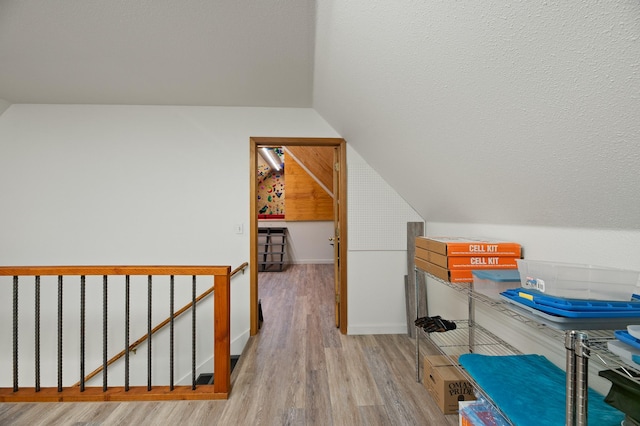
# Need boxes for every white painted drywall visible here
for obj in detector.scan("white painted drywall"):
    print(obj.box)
[347,250,409,335]
[0,99,10,116]
[258,220,335,264]
[314,0,640,230]
[347,145,423,251]
[346,145,424,334]
[0,104,339,386]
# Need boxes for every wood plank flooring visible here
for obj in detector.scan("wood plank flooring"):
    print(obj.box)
[0,264,456,425]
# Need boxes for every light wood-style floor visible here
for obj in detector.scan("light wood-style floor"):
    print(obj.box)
[0,264,455,425]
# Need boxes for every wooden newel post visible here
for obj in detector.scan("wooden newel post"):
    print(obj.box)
[213,269,231,395]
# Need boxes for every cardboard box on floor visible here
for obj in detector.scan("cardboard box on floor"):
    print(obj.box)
[423,355,476,415]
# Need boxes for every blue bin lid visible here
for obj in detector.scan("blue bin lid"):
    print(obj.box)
[472,269,520,282]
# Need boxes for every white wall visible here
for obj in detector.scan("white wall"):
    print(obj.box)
[0,104,340,387]
[259,220,334,264]
[347,250,409,334]
[346,145,423,334]
[0,99,10,116]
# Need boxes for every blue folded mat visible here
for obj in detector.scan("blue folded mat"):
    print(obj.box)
[459,354,623,426]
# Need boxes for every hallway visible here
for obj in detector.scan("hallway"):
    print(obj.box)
[0,264,455,425]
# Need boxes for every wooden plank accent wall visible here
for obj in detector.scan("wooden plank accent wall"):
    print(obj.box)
[286,146,334,194]
[285,155,334,221]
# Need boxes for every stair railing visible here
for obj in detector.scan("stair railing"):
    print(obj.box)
[0,264,240,402]
[76,262,248,387]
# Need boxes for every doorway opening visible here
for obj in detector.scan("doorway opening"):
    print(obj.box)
[249,137,347,335]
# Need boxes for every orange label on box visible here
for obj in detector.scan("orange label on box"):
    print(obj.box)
[416,237,521,257]
[446,256,519,270]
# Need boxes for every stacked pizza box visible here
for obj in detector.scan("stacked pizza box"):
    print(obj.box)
[415,237,522,283]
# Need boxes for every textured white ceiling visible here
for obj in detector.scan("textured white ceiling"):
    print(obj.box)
[0,0,315,106]
[314,0,640,230]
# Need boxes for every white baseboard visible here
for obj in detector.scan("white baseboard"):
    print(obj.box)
[231,329,250,355]
[288,259,334,264]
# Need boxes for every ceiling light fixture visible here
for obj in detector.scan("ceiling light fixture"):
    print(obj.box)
[260,147,282,171]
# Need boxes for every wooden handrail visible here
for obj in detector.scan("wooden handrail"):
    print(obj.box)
[74,262,249,387]
[0,265,231,276]
[231,262,249,278]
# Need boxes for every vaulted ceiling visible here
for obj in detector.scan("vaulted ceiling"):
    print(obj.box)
[0,0,314,107]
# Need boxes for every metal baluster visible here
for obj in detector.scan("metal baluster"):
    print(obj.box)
[57,275,63,392]
[468,284,475,353]
[575,333,590,426]
[35,276,40,392]
[147,275,152,391]
[170,275,175,391]
[13,276,18,392]
[192,275,196,390]
[125,275,130,391]
[565,331,577,426]
[80,276,86,392]
[103,275,108,392]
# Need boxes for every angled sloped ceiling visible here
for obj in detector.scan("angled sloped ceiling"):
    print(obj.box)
[313,1,640,230]
[0,0,315,107]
